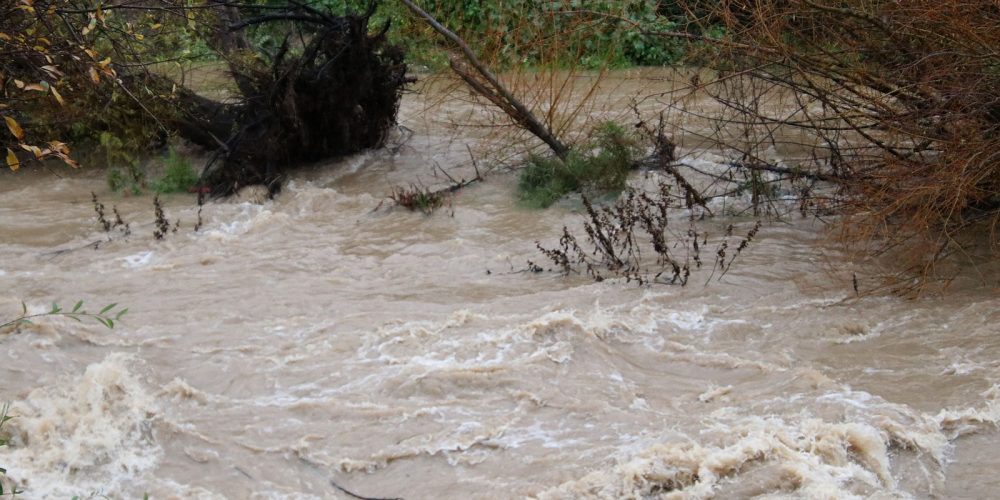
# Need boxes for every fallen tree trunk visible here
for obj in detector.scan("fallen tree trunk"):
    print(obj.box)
[166,0,410,197]
[397,0,569,161]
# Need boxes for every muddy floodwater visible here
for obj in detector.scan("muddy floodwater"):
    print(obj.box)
[1,70,999,499]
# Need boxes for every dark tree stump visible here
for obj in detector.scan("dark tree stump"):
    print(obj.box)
[168,1,409,197]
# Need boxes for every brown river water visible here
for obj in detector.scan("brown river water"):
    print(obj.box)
[1,70,999,499]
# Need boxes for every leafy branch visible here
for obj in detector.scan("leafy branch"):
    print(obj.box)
[1,301,128,331]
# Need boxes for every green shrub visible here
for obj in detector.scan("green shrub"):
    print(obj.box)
[101,132,145,195]
[106,167,142,195]
[151,149,199,194]
[294,0,702,69]
[518,122,641,208]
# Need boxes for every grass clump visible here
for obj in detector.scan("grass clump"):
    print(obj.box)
[151,149,199,194]
[389,185,447,214]
[106,148,199,196]
[518,122,641,208]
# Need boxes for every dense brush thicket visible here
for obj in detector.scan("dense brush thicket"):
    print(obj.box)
[672,0,1000,291]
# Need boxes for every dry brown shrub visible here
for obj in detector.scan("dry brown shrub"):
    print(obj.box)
[660,0,1000,294]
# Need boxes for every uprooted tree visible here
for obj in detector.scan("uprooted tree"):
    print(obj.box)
[2,0,409,196]
[178,1,409,196]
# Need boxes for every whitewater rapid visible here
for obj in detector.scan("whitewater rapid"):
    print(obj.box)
[2,69,999,499]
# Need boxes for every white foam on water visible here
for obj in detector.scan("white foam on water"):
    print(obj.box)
[200,204,282,239]
[698,385,733,403]
[536,417,892,499]
[0,353,161,498]
[536,385,1000,499]
[121,251,154,269]
[493,420,581,451]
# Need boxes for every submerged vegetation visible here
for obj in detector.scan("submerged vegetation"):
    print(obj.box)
[518,122,642,208]
[388,185,447,214]
[106,147,199,195]
[90,192,187,243]
[91,191,131,238]
[152,149,199,194]
[0,301,128,332]
[534,181,761,285]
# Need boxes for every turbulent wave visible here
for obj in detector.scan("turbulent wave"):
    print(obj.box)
[0,354,160,498]
[537,386,1000,499]
[2,85,999,497]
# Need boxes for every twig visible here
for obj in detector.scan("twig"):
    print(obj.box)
[434,161,461,185]
[39,240,104,259]
[234,466,254,479]
[466,144,481,179]
[330,479,402,500]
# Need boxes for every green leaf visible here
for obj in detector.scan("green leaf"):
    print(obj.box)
[115,308,129,320]
[66,314,83,323]
[99,302,117,314]
[72,300,83,313]
[50,302,61,313]
[20,301,26,315]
